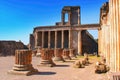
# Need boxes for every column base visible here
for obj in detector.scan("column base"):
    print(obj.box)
[38,60,56,67]
[8,64,38,76]
[8,69,38,76]
[63,56,71,60]
[53,57,65,62]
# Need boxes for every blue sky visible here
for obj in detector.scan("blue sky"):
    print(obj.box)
[0,0,108,45]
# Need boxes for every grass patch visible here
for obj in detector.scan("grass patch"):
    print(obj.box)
[76,55,101,61]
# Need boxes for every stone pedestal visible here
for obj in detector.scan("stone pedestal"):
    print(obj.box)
[53,48,65,62]
[69,49,76,58]
[38,48,55,67]
[63,49,71,60]
[8,49,38,76]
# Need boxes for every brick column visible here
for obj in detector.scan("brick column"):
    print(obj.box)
[78,30,82,55]
[109,0,120,72]
[42,31,44,48]
[48,31,51,48]
[8,49,38,76]
[61,30,64,48]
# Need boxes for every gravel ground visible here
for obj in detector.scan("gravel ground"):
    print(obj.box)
[0,56,108,80]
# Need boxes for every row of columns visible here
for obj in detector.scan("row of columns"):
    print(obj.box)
[109,0,120,72]
[99,0,120,72]
[35,30,82,55]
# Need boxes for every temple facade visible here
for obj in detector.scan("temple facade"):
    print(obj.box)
[30,6,99,55]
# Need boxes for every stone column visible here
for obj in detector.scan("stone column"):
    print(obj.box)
[78,7,80,25]
[109,0,120,72]
[8,49,38,76]
[42,31,44,48]
[48,31,51,48]
[35,32,38,48]
[62,12,65,25]
[98,29,102,56]
[61,30,64,48]
[55,31,57,49]
[63,49,71,60]
[69,29,72,49]
[68,12,71,25]
[53,48,65,62]
[38,48,56,67]
[78,30,82,55]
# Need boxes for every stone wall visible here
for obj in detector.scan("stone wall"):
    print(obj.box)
[0,41,28,56]
[72,30,98,54]
[82,30,98,54]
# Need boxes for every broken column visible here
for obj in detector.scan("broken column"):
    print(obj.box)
[63,49,71,60]
[53,48,65,62]
[38,48,55,67]
[69,49,76,58]
[8,49,38,76]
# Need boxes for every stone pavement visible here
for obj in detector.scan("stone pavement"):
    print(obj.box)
[0,56,108,80]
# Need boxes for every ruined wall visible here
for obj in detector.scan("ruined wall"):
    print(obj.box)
[0,41,28,56]
[72,30,78,54]
[82,30,98,54]
[72,30,98,54]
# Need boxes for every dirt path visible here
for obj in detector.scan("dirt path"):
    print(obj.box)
[0,56,108,80]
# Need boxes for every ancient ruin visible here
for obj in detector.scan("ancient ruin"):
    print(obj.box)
[30,6,98,56]
[8,49,38,75]
[4,0,120,79]
[0,41,28,56]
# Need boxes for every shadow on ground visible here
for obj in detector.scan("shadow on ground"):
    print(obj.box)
[36,71,56,75]
[55,64,69,67]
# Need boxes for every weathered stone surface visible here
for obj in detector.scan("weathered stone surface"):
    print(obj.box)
[0,41,27,56]
[38,48,56,67]
[62,49,71,60]
[53,48,65,62]
[95,61,110,74]
[73,60,82,68]
[8,49,38,76]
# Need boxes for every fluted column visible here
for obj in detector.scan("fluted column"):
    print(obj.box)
[8,50,38,75]
[78,30,82,55]
[61,30,64,48]
[42,31,44,48]
[48,31,51,48]
[109,0,120,72]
